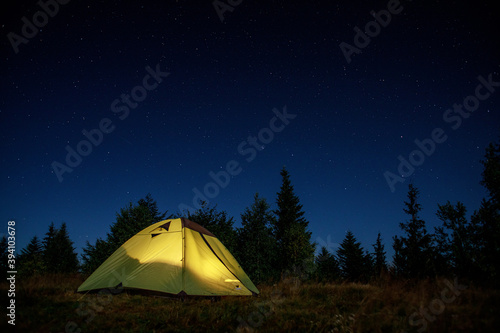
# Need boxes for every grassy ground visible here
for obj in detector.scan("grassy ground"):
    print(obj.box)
[2,274,500,332]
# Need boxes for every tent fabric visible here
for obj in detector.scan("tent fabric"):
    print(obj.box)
[77,218,259,296]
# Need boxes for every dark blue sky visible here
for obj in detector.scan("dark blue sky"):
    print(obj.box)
[1,0,499,260]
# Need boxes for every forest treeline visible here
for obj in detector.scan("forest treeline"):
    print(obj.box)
[2,137,499,286]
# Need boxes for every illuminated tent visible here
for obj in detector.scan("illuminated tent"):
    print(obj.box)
[78,218,259,296]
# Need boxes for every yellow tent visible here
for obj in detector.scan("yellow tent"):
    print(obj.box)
[78,218,259,296]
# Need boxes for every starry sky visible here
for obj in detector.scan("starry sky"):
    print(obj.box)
[1,0,499,261]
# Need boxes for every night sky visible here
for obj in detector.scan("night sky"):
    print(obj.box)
[1,0,499,261]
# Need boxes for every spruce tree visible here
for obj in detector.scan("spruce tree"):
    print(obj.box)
[434,202,473,277]
[81,237,113,275]
[81,194,169,274]
[433,224,452,276]
[364,250,375,280]
[18,236,45,276]
[187,201,237,253]
[315,246,341,282]
[392,184,433,278]
[43,222,59,273]
[237,193,276,283]
[372,233,387,276]
[108,195,171,253]
[0,236,8,280]
[272,167,315,273]
[480,139,500,206]
[391,236,405,276]
[42,223,79,273]
[55,223,79,273]
[107,202,151,251]
[470,139,500,282]
[138,193,170,222]
[337,231,367,281]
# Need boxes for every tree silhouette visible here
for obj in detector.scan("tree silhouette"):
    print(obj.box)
[106,202,154,251]
[469,138,500,282]
[55,223,79,273]
[315,246,341,282]
[138,193,170,222]
[480,139,500,206]
[187,201,237,253]
[392,184,433,278]
[43,222,59,273]
[41,222,79,274]
[81,237,112,275]
[337,231,368,281]
[18,235,45,276]
[434,201,474,277]
[272,167,315,273]
[237,193,276,283]
[391,236,405,276]
[0,236,8,280]
[372,232,387,276]
[81,194,169,274]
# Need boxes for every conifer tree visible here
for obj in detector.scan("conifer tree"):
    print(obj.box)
[42,222,79,273]
[364,250,374,279]
[107,194,171,251]
[480,139,500,206]
[469,138,500,282]
[0,236,8,280]
[54,223,79,273]
[187,201,237,253]
[18,235,45,276]
[237,193,276,283]
[138,193,170,222]
[337,231,367,281]
[432,224,452,276]
[106,202,152,251]
[391,237,405,276]
[81,194,169,274]
[81,237,113,275]
[315,246,341,282]
[272,167,315,273]
[392,184,433,278]
[434,202,473,277]
[372,233,387,276]
[43,222,59,272]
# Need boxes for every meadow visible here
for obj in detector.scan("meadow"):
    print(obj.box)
[2,273,499,332]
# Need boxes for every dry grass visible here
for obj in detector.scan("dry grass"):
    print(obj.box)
[1,274,499,332]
